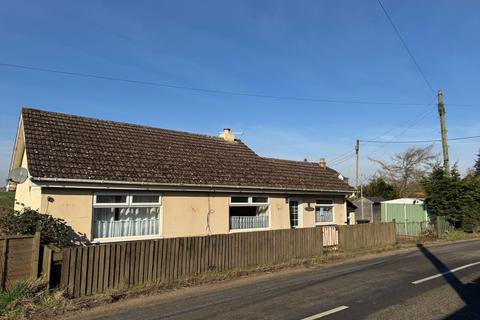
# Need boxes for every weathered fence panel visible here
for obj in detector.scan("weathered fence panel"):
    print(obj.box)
[337,222,396,251]
[394,218,455,238]
[0,233,41,289]
[436,216,456,236]
[395,221,430,237]
[59,228,324,297]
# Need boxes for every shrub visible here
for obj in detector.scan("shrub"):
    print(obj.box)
[0,192,15,209]
[0,207,84,247]
[0,278,68,318]
[0,281,33,313]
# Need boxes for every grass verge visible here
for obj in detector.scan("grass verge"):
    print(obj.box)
[441,230,480,241]
[0,278,70,320]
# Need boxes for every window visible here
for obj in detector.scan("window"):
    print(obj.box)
[315,199,334,224]
[230,196,249,204]
[229,195,269,230]
[230,196,269,205]
[132,195,160,204]
[95,195,127,204]
[252,196,268,204]
[93,193,161,240]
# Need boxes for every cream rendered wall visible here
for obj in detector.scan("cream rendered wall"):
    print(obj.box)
[161,192,230,238]
[300,195,347,227]
[19,188,347,241]
[301,202,316,228]
[269,195,291,229]
[14,150,41,211]
[40,189,94,239]
[161,193,293,238]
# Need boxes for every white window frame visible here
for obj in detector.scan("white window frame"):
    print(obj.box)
[229,195,271,232]
[229,195,269,206]
[93,193,129,207]
[92,192,162,242]
[289,198,304,228]
[315,199,335,225]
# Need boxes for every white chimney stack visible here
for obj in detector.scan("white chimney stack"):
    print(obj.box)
[219,128,235,142]
[319,158,326,169]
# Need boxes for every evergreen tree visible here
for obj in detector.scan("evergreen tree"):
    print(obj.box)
[474,149,480,177]
[423,165,480,231]
[362,177,398,200]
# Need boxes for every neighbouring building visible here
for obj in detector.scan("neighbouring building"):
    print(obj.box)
[381,198,428,223]
[9,108,354,242]
[352,197,373,223]
[352,196,384,223]
[366,196,384,222]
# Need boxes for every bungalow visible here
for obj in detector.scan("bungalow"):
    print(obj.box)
[8,108,354,242]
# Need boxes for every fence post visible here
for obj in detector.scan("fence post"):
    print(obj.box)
[31,232,41,279]
[0,235,8,290]
[42,246,53,285]
[436,217,440,237]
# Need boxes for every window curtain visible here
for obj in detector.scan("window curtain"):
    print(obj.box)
[94,207,160,238]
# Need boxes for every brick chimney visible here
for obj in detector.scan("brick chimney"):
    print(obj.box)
[219,128,235,142]
[319,158,326,169]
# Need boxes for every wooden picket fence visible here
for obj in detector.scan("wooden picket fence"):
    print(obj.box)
[337,222,396,251]
[59,228,324,297]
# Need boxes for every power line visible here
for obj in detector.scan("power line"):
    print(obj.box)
[329,149,356,163]
[0,62,423,105]
[1,62,478,108]
[376,0,435,94]
[329,151,356,166]
[361,135,480,144]
[359,106,434,177]
[330,154,356,166]
[329,102,434,167]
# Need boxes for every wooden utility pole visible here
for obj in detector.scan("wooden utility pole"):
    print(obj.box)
[355,139,360,191]
[437,90,450,176]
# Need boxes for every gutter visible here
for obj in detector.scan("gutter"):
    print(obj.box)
[31,177,354,195]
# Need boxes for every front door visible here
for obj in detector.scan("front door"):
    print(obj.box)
[289,199,302,228]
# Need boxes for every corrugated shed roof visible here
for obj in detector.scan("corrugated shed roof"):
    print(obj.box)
[381,198,424,204]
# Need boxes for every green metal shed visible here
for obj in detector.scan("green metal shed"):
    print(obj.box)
[381,198,428,236]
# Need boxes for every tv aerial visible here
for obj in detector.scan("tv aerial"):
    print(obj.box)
[7,167,29,184]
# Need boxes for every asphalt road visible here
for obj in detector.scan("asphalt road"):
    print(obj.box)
[71,239,480,320]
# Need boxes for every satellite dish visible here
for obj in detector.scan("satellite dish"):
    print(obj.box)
[8,167,29,184]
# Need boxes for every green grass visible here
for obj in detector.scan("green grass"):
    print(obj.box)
[441,230,480,241]
[0,192,15,209]
[0,279,69,319]
[0,281,32,312]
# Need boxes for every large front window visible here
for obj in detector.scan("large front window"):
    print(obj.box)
[93,193,161,240]
[229,196,269,230]
[315,199,334,224]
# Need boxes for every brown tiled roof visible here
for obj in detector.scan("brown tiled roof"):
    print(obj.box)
[21,108,353,193]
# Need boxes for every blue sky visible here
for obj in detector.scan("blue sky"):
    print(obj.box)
[1,0,480,185]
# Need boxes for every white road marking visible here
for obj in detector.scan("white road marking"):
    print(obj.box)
[412,261,480,285]
[302,305,349,319]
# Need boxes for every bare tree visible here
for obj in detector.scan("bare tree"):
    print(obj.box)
[369,145,437,197]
